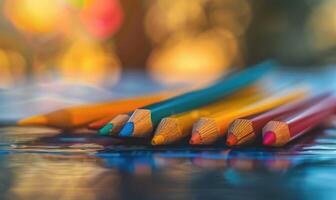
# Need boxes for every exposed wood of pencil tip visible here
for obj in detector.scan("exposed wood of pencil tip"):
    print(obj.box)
[263,121,290,146]
[228,119,255,145]
[109,114,130,135]
[152,118,182,145]
[128,109,153,137]
[192,117,220,144]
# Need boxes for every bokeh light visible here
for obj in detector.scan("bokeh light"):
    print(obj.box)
[58,39,121,85]
[2,0,327,89]
[147,30,238,84]
[145,0,250,85]
[80,0,123,40]
[307,0,336,51]
[4,0,67,34]
[145,0,206,44]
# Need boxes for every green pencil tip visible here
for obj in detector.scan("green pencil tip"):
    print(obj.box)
[98,123,113,136]
[119,122,134,137]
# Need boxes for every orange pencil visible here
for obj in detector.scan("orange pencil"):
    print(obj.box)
[18,91,178,129]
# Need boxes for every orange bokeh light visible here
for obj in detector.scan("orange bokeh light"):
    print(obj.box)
[4,0,67,34]
[58,40,121,86]
[148,30,238,85]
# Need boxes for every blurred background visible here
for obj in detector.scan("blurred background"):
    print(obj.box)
[0,0,335,89]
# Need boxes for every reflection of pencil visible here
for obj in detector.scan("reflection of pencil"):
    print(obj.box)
[263,95,336,147]
[192,150,230,169]
[18,92,177,129]
[151,88,261,145]
[88,116,115,130]
[190,87,308,145]
[98,114,130,136]
[227,93,325,146]
[119,60,275,138]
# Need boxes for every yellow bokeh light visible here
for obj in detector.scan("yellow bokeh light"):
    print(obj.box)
[145,0,206,43]
[307,0,336,51]
[4,0,66,34]
[59,40,121,86]
[147,30,238,85]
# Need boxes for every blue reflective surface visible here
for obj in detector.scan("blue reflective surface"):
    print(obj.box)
[0,68,336,200]
[0,127,335,200]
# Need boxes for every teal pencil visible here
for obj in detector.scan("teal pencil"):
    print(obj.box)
[119,60,276,138]
[98,113,131,136]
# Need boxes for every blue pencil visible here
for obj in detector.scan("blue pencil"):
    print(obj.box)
[119,60,276,138]
[98,113,131,136]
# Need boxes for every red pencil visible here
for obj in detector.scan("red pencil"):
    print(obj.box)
[262,94,336,147]
[227,93,328,146]
[88,116,114,130]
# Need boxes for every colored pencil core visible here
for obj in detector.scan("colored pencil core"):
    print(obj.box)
[98,123,113,136]
[119,122,134,137]
[190,132,202,145]
[263,131,276,146]
[151,135,165,145]
[226,134,238,146]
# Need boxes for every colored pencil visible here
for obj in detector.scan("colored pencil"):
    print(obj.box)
[119,60,276,138]
[151,89,262,145]
[98,114,130,136]
[226,93,327,146]
[100,85,259,137]
[88,116,115,130]
[190,87,308,145]
[17,92,177,129]
[263,94,336,147]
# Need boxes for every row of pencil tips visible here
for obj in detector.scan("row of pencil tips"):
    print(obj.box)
[95,89,334,147]
[17,60,336,147]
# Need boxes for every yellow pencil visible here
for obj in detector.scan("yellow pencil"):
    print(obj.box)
[190,86,309,145]
[151,89,262,145]
[18,91,178,129]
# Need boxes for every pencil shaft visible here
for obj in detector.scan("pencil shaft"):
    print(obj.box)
[154,92,261,144]
[18,92,176,128]
[147,60,276,126]
[193,86,308,144]
[217,88,307,134]
[250,93,327,133]
[227,90,319,146]
[263,94,336,146]
[286,96,336,140]
[174,89,261,127]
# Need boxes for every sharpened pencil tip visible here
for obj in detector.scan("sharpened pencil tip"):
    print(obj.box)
[151,135,165,145]
[98,123,113,136]
[190,132,202,145]
[226,134,238,146]
[263,131,276,146]
[119,122,134,137]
